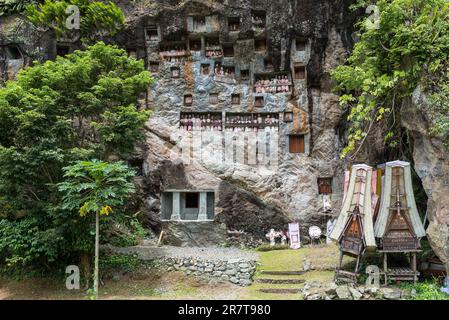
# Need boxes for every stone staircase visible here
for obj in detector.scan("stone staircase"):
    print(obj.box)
[254,270,308,296]
[255,278,305,284]
[259,270,307,276]
[243,245,341,299]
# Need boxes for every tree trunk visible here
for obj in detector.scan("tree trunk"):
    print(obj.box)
[80,251,91,290]
[93,211,99,298]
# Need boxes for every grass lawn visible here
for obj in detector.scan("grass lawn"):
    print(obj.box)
[240,244,343,300]
[255,243,346,272]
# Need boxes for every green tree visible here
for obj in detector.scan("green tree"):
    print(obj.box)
[332,0,449,158]
[25,0,125,41]
[0,0,36,16]
[0,42,152,273]
[58,160,135,297]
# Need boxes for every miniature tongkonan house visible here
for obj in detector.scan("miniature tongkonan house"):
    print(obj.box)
[374,160,426,283]
[330,164,377,280]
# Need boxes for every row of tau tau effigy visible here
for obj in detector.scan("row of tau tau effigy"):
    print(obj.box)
[330,160,426,284]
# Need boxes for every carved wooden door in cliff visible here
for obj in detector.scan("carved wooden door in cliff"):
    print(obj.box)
[289,135,305,153]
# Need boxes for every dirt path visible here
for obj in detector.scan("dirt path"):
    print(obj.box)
[0,269,245,300]
[0,289,10,300]
[108,245,259,262]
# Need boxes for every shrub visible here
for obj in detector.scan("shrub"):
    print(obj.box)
[400,279,449,300]
[99,253,142,273]
[0,0,35,17]
[332,0,449,157]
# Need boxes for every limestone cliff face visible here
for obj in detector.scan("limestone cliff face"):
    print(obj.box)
[0,14,60,80]
[402,87,449,273]
[115,0,359,244]
[2,1,449,265]
[0,0,449,268]
[0,1,359,245]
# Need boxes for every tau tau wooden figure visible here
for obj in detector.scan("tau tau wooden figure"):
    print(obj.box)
[330,164,378,280]
[374,160,426,284]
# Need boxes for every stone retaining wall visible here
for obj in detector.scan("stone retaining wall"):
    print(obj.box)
[155,257,257,286]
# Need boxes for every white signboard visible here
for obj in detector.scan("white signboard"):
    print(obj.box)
[326,219,336,244]
[288,222,301,249]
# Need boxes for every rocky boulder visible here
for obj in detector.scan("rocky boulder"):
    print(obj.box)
[401,87,449,273]
[335,285,352,300]
[379,288,402,300]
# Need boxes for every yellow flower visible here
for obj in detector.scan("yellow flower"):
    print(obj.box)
[79,202,89,217]
[100,205,113,216]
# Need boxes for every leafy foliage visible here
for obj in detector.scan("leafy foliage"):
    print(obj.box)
[0,42,152,269]
[109,233,139,247]
[332,0,449,157]
[25,0,125,39]
[427,71,449,148]
[58,159,136,296]
[58,160,135,218]
[99,253,142,273]
[400,279,449,300]
[0,217,62,267]
[102,214,147,247]
[0,0,35,17]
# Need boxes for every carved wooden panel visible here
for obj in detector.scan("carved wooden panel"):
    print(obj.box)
[384,208,418,250]
[318,178,332,195]
[389,212,409,230]
[341,237,363,255]
[383,234,417,250]
[289,135,305,153]
[345,218,361,238]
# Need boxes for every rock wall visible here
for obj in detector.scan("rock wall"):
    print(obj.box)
[0,14,60,82]
[158,256,257,286]
[108,244,259,286]
[402,87,449,273]
[120,0,359,244]
[160,221,228,246]
[0,1,361,246]
[302,282,415,300]
[111,1,449,263]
